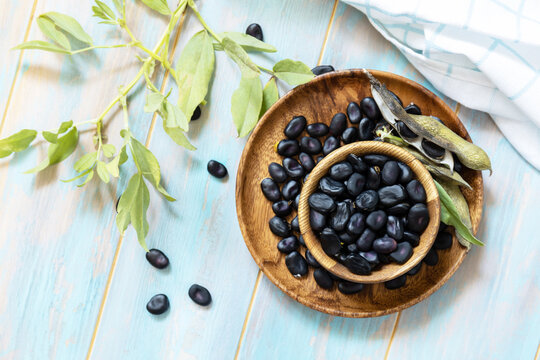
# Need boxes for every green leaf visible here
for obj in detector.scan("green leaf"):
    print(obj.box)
[175,30,215,121]
[58,120,73,134]
[92,6,110,20]
[26,127,78,173]
[260,77,279,117]
[161,101,188,131]
[116,173,150,251]
[231,75,263,137]
[42,120,73,144]
[74,151,97,172]
[41,12,93,45]
[12,40,71,54]
[102,143,116,158]
[106,154,121,177]
[163,120,196,150]
[112,0,123,13]
[144,91,165,113]
[140,0,171,15]
[61,167,93,183]
[77,169,94,187]
[215,32,276,53]
[118,145,128,165]
[130,138,175,201]
[273,59,315,86]
[96,161,110,183]
[98,20,119,26]
[37,16,71,50]
[96,1,116,19]
[0,129,37,158]
[221,37,260,78]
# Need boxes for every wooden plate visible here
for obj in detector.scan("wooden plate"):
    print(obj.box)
[236,70,483,318]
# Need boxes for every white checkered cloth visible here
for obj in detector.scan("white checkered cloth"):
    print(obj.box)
[343,0,540,170]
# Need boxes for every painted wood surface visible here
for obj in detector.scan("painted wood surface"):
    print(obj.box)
[0,1,538,359]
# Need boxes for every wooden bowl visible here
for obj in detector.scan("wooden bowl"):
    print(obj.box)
[298,141,440,284]
[236,69,483,317]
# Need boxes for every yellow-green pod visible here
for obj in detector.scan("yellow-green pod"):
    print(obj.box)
[439,179,474,251]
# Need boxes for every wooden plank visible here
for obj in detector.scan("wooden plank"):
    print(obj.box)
[0,1,173,358]
[386,107,540,360]
[89,0,337,358]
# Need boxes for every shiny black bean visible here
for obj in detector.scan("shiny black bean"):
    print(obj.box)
[313,268,334,289]
[356,228,376,251]
[294,194,301,210]
[261,178,281,201]
[306,123,329,137]
[384,274,407,290]
[283,157,305,179]
[328,114,346,137]
[407,262,422,276]
[347,243,359,253]
[452,153,463,173]
[364,154,389,167]
[346,153,367,173]
[389,242,413,264]
[344,253,371,275]
[312,64,335,75]
[423,247,439,266]
[366,167,380,190]
[400,216,408,229]
[320,228,341,256]
[439,222,448,232]
[387,202,410,215]
[421,139,445,158]
[343,198,355,212]
[355,190,379,211]
[346,173,366,196]
[298,152,315,172]
[347,213,366,235]
[298,234,305,246]
[373,235,398,254]
[366,210,387,231]
[300,136,322,155]
[272,200,291,217]
[308,192,336,214]
[319,176,345,197]
[269,216,291,237]
[323,136,340,155]
[146,249,169,269]
[407,203,430,233]
[358,117,375,140]
[395,121,418,139]
[277,139,300,157]
[406,179,427,203]
[284,116,306,139]
[386,215,404,240]
[360,97,381,121]
[339,231,356,245]
[316,155,324,163]
[404,103,421,115]
[381,161,400,185]
[245,23,263,41]
[290,217,300,233]
[281,179,300,201]
[268,162,288,183]
[277,236,299,254]
[305,249,320,267]
[329,162,353,181]
[330,201,351,232]
[359,250,379,265]
[191,105,202,120]
[146,294,169,315]
[347,102,362,124]
[207,160,228,178]
[434,231,453,250]
[378,184,407,207]
[285,251,308,277]
[310,209,327,231]
[303,173,309,183]
[388,90,403,106]
[189,284,212,306]
[402,231,420,247]
[397,162,413,184]
[342,127,359,144]
[338,280,364,295]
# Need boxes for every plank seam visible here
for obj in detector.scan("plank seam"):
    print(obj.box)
[0,0,39,136]
[534,342,540,360]
[317,0,339,66]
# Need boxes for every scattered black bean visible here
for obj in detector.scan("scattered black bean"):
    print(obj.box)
[268,162,288,183]
[346,173,366,196]
[407,203,430,233]
[283,157,305,179]
[305,249,320,268]
[373,235,397,253]
[397,162,414,184]
[207,160,228,178]
[320,228,341,256]
[387,202,410,215]
[310,209,327,231]
[378,184,407,207]
[386,215,404,241]
[355,190,379,211]
[364,154,389,167]
[366,210,387,231]
[356,228,376,251]
[347,213,366,235]
[338,280,364,295]
[298,234,305,246]
[360,97,381,121]
[328,113,347,137]
[342,127,359,144]
[298,152,315,172]
[330,201,351,232]
[281,179,300,201]
[313,268,334,289]
[404,103,421,115]
[307,123,329,137]
[358,117,375,141]
[277,236,299,254]
[272,200,292,217]
[347,102,362,124]
[285,251,308,277]
[388,90,403,106]
[146,294,169,315]
[406,179,427,203]
[389,242,413,264]
[359,250,379,265]
[291,216,300,232]
[329,161,353,181]
[453,153,463,173]
[311,65,335,76]
[191,105,202,120]
[189,284,212,306]
[421,139,445,158]
[407,262,422,276]
[294,194,301,210]
[384,274,407,290]
[245,23,263,41]
[269,216,291,237]
[322,136,340,155]
[402,231,420,247]
[381,161,400,185]
[434,231,453,250]
[300,136,322,154]
[344,253,372,275]
[146,249,170,269]
[366,167,381,190]
[423,247,439,266]
[277,139,300,157]
[261,178,281,201]
[316,155,324,163]
[284,116,306,139]
[346,153,367,172]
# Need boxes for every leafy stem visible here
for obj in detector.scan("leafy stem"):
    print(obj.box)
[188,2,221,43]
[70,43,133,54]
[257,65,274,75]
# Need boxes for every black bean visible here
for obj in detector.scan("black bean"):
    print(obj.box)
[298,152,315,172]
[277,139,300,157]
[313,268,334,289]
[356,228,376,251]
[346,153,367,173]
[384,274,407,290]
[269,216,291,237]
[366,210,387,231]
[404,103,421,115]
[245,23,263,41]
[381,161,400,185]
[308,192,336,214]
[330,201,351,232]
[344,253,371,275]
[387,202,410,215]
[359,250,379,265]
[388,90,403,106]
[358,117,375,140]
[355,190,379,212]
[146,249,169,269]
[298,234,305,246]
[323,136,340,155]
[294,194,301,210]
[284,116,306,139]
[360,97,381,121]
[338,280,364,295]
[378,253,391,264]
[303,173,309,183]
[268,162,288,183]
[347,243,359,253]
[146,294,169,315]
[347,102,362,124]
[300,136,322,155]
[439,222,448,232]
[373,235,397,254]
[316,156,324,164]
[188,284,212,306]
[434,231,453,250]
[389,242,413,264]
[345,211,366,235]
[342,127,359,144]
[320,228,341,256]
[346,173,366,196]
[305,249,320,268]
[406,179,427,203]
[397,162,413,183]
[422,139,445,159]
[306,123,329,137]
[261,178,281,201]
[312,65,335,75]
[395,121,418,139]
[310,209,327,231]
[366,167,381,190]
[339,231,356,245]
[285,251,308,277]
[191,105,202,120]
[364,154,389,167]
[319,176,345,197]
[378,184,407,207]
[283,157,305,179]
[386,216,404,241]
[281,179,300,201]
[277,236,299,254]
[423,248,439,266]
[291,216,300,232]
[453,153,463,173]
[329,162,353,181]
[407,203,430,233]
[329,113,347,136]
[407,262,422,276]
[207,160,228,178]
[402,231,420,247]
[272,200,292,217]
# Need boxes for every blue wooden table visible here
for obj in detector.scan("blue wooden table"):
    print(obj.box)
[0,1,539,359]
